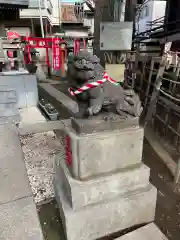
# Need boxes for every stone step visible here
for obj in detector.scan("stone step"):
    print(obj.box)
[55,158,150,210]
[54,179,157,240]
[116,223,168,240]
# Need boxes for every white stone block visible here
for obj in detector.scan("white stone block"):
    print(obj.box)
[0,74,38,109]
[55,158,150,210]
[54,180,157,240]
[64,126,144,180]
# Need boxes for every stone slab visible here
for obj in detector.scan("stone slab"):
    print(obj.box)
[0,196,44,240]
[0,114,21,124]
[19,106,46,126]
[54,181,157,240]
[18,119,69,135]
[39,83,79,114]
[65,126,144,180]
[0,74,38,108]
[55,157,150,210]
[0,89,17,103]
[0,103,16,111]
[71,117,139,135]
[0,104,19,117]
[0,124,32,204]
[38,84,75,119]
[116,223,168,240]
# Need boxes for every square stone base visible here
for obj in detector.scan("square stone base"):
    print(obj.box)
[55,158,151,210]
[64,126,144,180]
[54,178,157,240]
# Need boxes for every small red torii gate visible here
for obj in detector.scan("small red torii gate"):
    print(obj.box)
[23,37,67,71]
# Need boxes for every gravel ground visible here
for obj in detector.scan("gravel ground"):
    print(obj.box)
[20,131,65,204]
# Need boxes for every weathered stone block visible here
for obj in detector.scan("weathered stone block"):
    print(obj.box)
[55,158,150,210]
[0,196,44,240]
[0,124,32,204]
[116,223,168,240]
[0,90,17,103]
[64,126,144,180]
[71,117,139,135]
[54,180,157,240]
[0,74,38,108]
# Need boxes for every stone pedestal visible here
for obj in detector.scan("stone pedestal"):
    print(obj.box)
[54,118,157,240]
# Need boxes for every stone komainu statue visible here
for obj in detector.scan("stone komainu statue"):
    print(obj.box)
[67,51,143,119]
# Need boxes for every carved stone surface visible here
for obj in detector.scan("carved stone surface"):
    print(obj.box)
[67,51,143,119]
[54,179,157,240]
[64,126,144,180]
[71,116,139,135]
[55,158,150,210]
[0,90,17,104]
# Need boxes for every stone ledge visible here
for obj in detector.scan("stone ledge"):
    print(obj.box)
[54,158,150,210]
[116,223,168,240]
[39,83,79,114]
[65,126,144,180]
[54,182,157,240]
[0,124,32,204]
[71,117,139,135]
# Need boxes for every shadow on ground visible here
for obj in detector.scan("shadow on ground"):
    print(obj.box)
[38,139,180,240]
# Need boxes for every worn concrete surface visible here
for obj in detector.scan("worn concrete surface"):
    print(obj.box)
[65,126,144,180]
[115,223,168,240]
[19,106,46,127]
[71,117,139,135]
[0,124,44,239]
[0,89,20,123]
[0,124,32,204]
[38,84,74,120]
[39,83,78,115]
[18,120,68,136]
[0,74,38,108]
[55,158,150,210]
[0,196,44,240]
[54,180,157,240]
[0,109,20,124]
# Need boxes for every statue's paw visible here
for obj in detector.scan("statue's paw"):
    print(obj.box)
[116,90,143,117]
[86,105,102,116]
[116,98,143,118]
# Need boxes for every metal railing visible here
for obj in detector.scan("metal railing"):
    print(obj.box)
[135,17,180,41]
[124,51,180,183]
